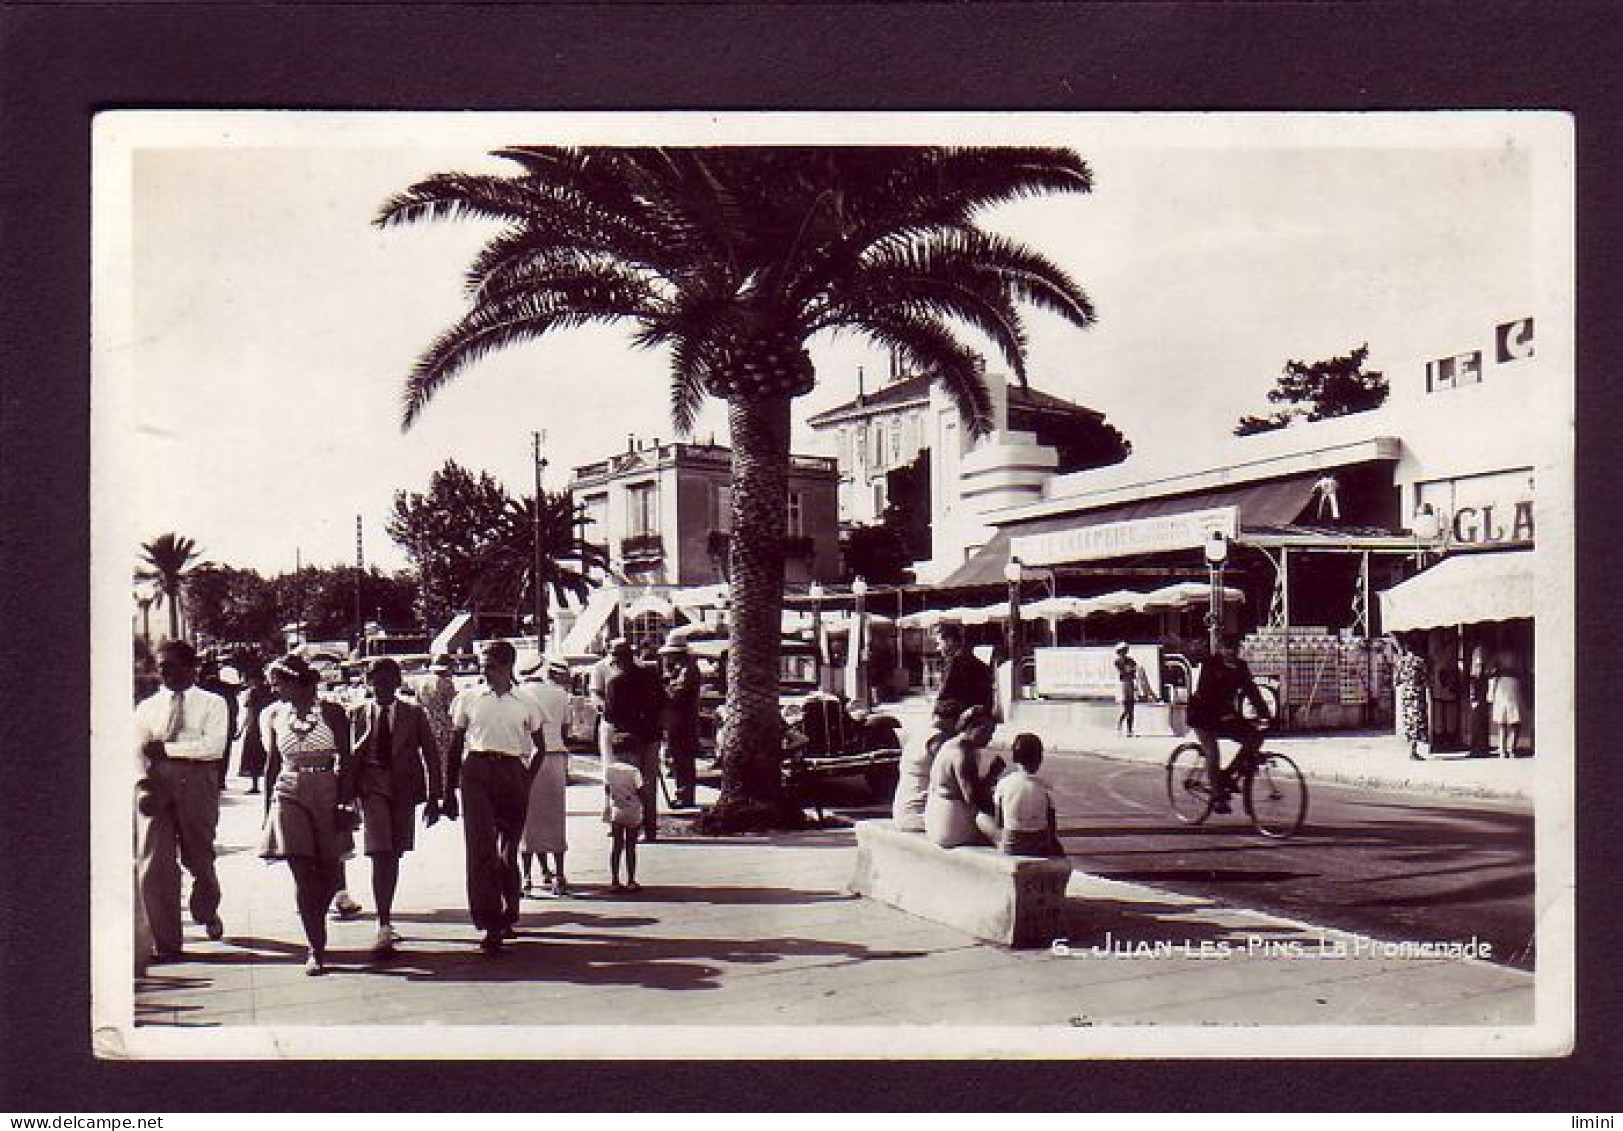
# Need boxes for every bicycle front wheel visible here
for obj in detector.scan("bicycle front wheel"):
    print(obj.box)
[1244,752,1308,838]
[1166,743,1215,825]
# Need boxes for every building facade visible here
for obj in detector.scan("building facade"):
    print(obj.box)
[571,437,842,592]
[807,366,1126,583]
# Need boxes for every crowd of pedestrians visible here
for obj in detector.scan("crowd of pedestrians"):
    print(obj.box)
[132,633,701,973]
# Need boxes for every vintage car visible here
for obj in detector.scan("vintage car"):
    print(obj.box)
[690,636,903,800]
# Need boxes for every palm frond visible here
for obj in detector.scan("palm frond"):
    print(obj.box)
[834,311,994,436]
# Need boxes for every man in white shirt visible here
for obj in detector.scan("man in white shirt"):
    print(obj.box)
[444,640,547,954]
[133,639,230,961]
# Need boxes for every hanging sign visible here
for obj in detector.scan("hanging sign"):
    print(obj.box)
[1011,506,1239,567]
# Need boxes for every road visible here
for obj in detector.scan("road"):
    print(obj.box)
[800,752,1536,971]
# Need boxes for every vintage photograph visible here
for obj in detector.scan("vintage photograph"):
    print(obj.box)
[90,111,1573,1058]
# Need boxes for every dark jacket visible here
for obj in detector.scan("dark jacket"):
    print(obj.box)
[604,661,666,743]
[937,650,995,714]
[1187,655,1271,729]
[344,698,442,804]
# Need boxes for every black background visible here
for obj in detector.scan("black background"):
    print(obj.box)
[2,0,1619,1113]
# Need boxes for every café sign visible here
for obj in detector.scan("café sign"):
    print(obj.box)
[1011,506,1240,567]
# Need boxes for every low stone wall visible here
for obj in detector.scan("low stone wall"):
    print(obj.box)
[848,820,1072,948]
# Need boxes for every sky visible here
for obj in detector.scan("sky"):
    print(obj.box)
[106,112,1547,577]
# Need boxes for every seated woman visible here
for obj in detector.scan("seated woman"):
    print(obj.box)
[891,698,961,832]
[923,706,1004,848]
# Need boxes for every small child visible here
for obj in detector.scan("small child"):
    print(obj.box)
[993,733,1063,857]
[602,756,645,892]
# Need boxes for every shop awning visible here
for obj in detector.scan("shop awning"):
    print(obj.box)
[938,471,1328,588]
[1378,550,1534,632]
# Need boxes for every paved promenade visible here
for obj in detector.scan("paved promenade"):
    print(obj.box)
[129,751,1537,1051]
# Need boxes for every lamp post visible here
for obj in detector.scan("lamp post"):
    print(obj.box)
[1204,530,1229,656]
[1412,502,1443,568]
[850,576,869,707]
[1004,556,1024,702]
[808,580,826,692]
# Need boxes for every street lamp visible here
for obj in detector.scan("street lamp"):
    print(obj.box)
[808,580,826,692]
[1204,530,1229,656]
[1411,503,1445,567]
[1004,556,1025,702]
[850,576,869,707]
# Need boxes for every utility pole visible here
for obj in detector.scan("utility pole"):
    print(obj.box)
[355,514,365,654]
[533,431,550,656]
[294,546,304,648]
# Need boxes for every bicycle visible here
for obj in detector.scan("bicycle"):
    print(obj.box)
[1165,734,1308,838]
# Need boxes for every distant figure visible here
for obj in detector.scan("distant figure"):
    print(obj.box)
[347,657,443,956]
[892,697,961,832]
[520,658,573,897]
[1490,651,1525,758]
[659,636,703,809]
[933,623,994,716]
[924,706,1003,848]
[1466,646,1493,756]
[602,755,645,893]
[994,733,1063,857]
[602,639,666,843]
[1392,634,1429,762]
[1113,642,1151,738]
[197,657,240,790]
[133,639,230,963]
[258,653,354,976]
[236,665,274,794]
[1430,646,1462,750]
[412,653,459,760]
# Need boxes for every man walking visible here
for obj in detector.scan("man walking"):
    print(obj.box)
[444,641,546,954]
[601,638,666,842]
[347,658,443,955]
[659,636,702,809]
[133,639,230,961]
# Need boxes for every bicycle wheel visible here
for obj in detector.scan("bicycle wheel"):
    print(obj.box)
[1166,743,1215,825]
[1244,752,1307,838]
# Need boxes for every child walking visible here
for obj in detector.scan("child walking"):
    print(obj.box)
[603,756,645,893]
[993,733,1064,857]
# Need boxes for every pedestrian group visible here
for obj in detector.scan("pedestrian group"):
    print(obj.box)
[133,634,695,973]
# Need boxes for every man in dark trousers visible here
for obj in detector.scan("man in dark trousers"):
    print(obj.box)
[659,636,703,809]
[933,623,995,716]
[346,658,443,955]
[601,639,666,842]
[1187,634,1273,814]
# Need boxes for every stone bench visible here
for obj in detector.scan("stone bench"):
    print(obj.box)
[848,820,1072,948]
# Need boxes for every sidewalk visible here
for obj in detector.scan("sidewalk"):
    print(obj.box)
[884,697,1535,802]
[127,764,1534,1048]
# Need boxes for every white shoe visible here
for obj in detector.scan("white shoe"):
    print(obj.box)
[373,925,399,953]
[331,893,363,921]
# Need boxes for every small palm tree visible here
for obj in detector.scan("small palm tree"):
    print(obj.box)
[377,146,1095,828]
[138,532,204,643]
[468,491,611,649]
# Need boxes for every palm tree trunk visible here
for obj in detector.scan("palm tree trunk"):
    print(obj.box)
[703,393,804,830]
[167,587,181,642]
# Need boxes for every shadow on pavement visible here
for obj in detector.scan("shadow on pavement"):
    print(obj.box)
[357,917,929,993]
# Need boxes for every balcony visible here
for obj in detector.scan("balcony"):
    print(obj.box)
[620,533,665,561]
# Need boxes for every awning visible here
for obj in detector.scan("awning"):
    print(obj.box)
[896,584,1242,627]
[1378,550,1534,632]
[938,471,1327,588]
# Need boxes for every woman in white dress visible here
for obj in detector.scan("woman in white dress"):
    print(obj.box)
[258,654,355,975]
[521,659,574,895]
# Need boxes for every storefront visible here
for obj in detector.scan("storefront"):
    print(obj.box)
[1379,547,1535,754]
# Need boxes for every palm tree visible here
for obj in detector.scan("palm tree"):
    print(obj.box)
[376,146,1096,828]
[468,491,611,647]
[138,532,204,643]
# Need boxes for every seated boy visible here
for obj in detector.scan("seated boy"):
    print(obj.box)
[993,733,1064,857]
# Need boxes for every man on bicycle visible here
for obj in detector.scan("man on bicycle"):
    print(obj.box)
[1188,633,1273,814]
